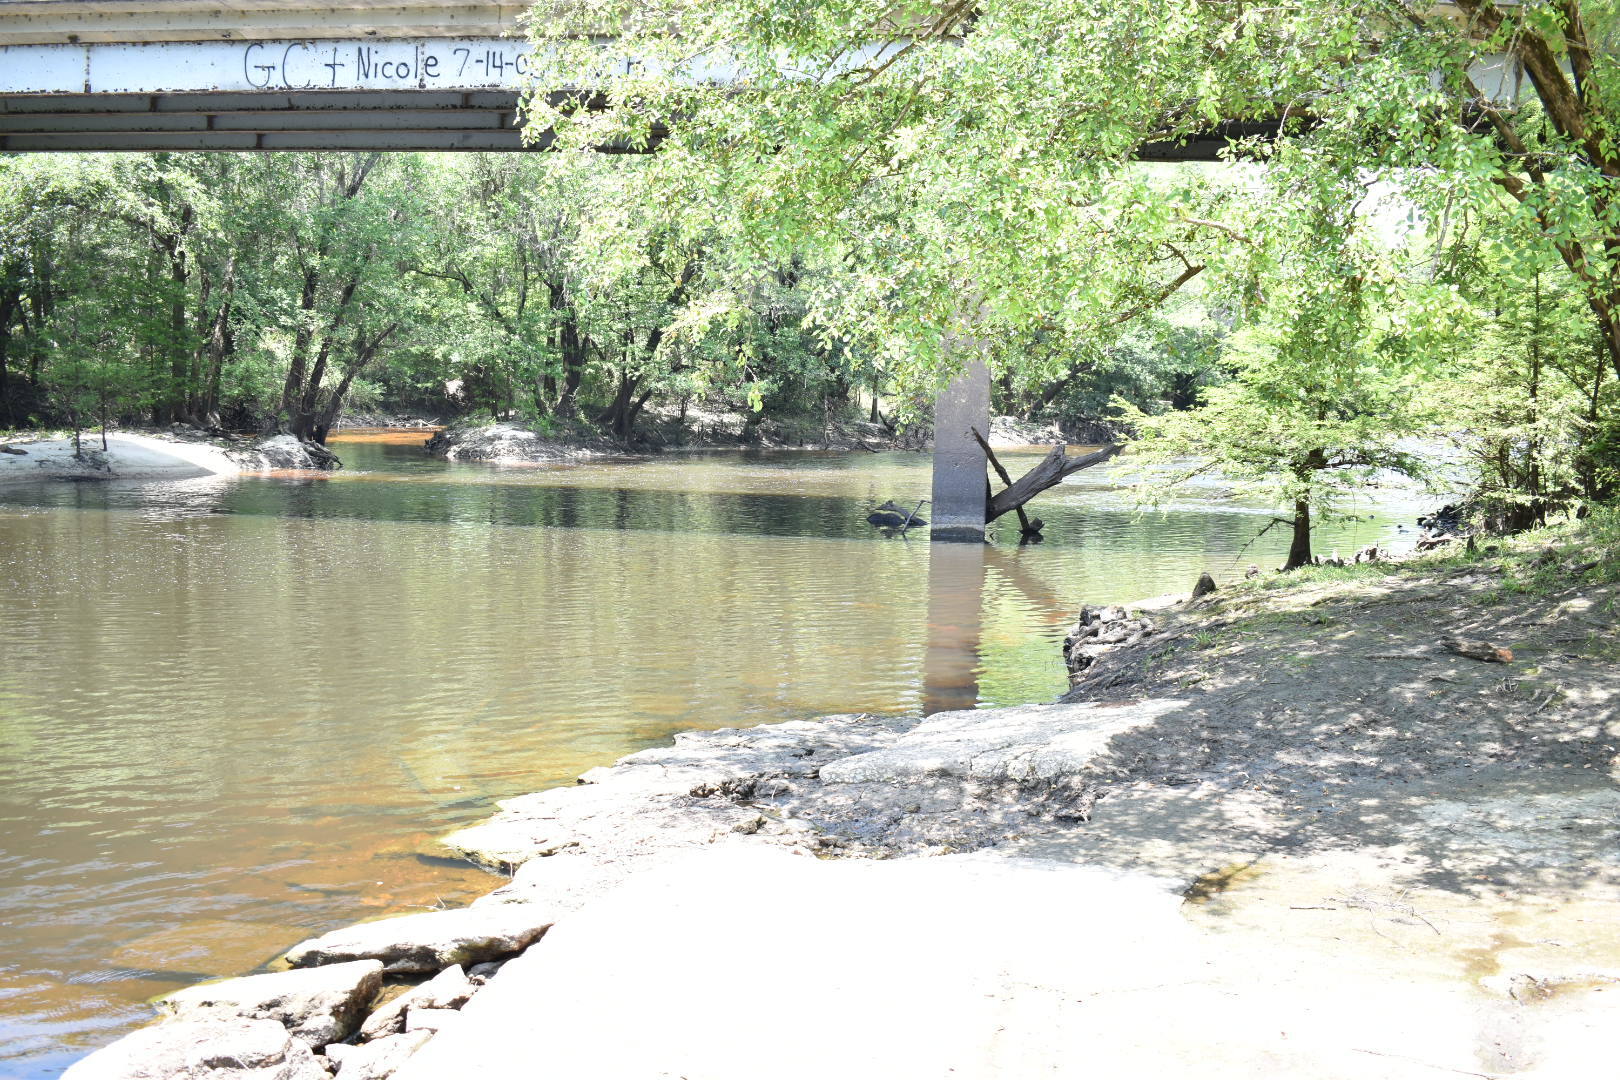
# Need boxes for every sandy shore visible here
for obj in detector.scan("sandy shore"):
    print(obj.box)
[0,431,339,485]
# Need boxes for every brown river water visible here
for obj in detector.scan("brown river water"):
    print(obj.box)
[0,432,1429,1076]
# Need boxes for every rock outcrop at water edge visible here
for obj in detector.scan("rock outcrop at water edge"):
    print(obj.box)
[423,424,613,463]
[282,907,551,974]
[158,960,383,1049]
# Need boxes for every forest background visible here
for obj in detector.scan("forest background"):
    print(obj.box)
[2,0,1617,562]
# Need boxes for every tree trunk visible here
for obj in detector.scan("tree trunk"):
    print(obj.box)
[1284,498,1313,571]
[281,268,321,423]
[557,319,585,418]
[547,279,585,418]
[290,274,361,441]
[0,287,16,420]
[160,206,194,424]
[27,268,51,384]
[601,370,642,440]
[198,257,236,422]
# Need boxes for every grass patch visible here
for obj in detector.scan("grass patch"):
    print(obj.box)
[1226,506,1620,608]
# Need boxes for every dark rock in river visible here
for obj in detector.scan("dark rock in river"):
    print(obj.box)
[866,500,927,528]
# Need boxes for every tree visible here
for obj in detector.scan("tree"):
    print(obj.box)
[1433,201,1618,521]
[523,1,1239,404]
[1127,173,1438,568]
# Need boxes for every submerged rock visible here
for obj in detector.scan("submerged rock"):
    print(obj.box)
[63,1017,328,1080]
[158,960,383,1048]
[865,500,928,528]
[283,908,550,975]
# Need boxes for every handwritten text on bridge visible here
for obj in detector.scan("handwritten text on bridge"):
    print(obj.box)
[0,39,543,94]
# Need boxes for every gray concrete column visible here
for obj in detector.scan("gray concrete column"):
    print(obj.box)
[928,354,991,543]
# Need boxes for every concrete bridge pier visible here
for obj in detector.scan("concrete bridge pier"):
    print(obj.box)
[928,351,991,543]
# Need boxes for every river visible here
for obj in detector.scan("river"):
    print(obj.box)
[0,433,1428,1077]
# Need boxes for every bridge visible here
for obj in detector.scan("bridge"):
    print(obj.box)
[0,2,558,150]
[0,1,1528,154]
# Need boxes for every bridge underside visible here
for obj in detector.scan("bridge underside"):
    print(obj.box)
[0,90,1281,155]
[0,90,539,151]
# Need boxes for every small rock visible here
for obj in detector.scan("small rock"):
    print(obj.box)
[159,960,384,1048]
[62,1017,328,1080]
[285,908,550,975]
[324,1031,432,1080]
[1190,573,1218,600]
[1441,637,1514,664]
[731,815,766,835]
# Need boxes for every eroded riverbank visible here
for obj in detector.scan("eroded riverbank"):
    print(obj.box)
[67,513,1620,1079]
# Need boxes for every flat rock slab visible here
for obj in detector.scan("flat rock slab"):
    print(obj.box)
[818,700,1183,785]
[62,1017,328,1080]
[159,959,383,1048]
[446,714,906,871]
[283,908,550,975]
[391,846,1618,1080]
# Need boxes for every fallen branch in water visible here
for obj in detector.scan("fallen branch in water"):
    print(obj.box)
[979,440,1121,524]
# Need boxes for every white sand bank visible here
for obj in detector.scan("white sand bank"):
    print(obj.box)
[0,433,241,485]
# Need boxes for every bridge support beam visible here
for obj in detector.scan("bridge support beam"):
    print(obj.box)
[928,347,991,543]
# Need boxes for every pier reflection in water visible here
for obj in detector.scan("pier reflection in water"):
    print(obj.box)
[0,433,1427,1077]
[923,542,988,714]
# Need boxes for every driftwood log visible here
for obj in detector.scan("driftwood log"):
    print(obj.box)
[970,430,1121,526]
